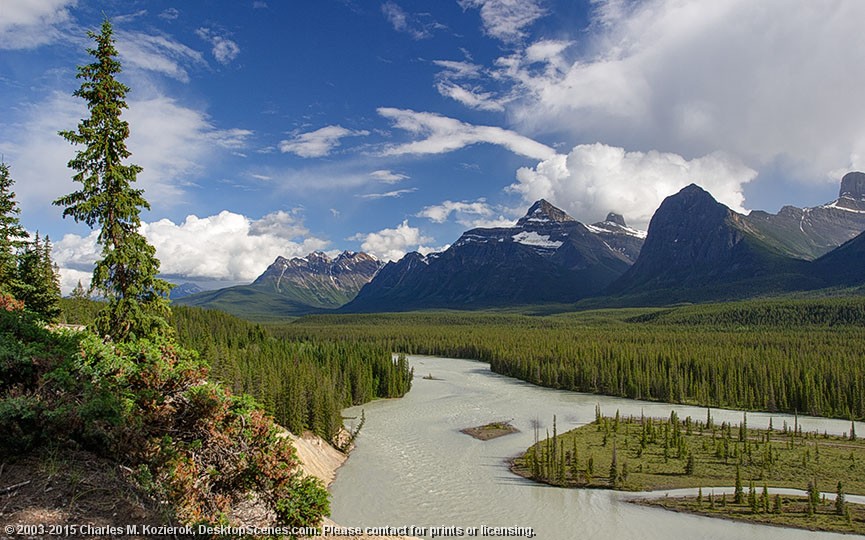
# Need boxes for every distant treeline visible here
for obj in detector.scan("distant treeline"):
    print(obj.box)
[60,300,413,440]
[283,298,865,421]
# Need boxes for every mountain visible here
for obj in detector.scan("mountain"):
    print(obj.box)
[343,200,646,312]
[168,282,203,300]
[812,229,865,287]
[743,171,865,259]
[610,184,819,302]
[175,251,382,319]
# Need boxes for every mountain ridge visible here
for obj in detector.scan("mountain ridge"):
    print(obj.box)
[343,200,645,312]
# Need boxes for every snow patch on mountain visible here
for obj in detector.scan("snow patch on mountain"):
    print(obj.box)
[511,231,563,249]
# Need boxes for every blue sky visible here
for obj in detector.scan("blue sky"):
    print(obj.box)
[3,0,865,291]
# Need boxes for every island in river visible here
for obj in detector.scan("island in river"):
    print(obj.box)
[511,411,865,535]
[461,420,519,440]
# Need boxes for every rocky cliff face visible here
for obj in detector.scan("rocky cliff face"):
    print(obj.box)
[744,171,865,259]
[344,200,645,312]
[253,251,381,300]
[610,184,815,299]
[175,251,382,318]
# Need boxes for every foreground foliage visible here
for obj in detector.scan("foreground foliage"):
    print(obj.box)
[0,307,329,531]
[61,301,414,442]
[285,298,865,420]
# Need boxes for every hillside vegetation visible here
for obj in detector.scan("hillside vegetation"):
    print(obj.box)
[60,300,413,441]
[281,298,865,420]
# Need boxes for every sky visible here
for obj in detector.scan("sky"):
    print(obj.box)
[3,0,865,293]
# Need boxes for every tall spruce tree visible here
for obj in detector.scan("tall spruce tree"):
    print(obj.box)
[53,20,171,341]
[0,162,29,293]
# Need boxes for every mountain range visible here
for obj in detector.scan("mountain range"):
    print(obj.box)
[174,251,381,319]
[176,172,865,318]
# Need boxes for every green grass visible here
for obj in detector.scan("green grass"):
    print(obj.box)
[514,414,865,534]
[515,414,865,492]
[643,494,865,536]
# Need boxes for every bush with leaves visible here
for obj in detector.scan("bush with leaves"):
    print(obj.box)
[0,308,329,531]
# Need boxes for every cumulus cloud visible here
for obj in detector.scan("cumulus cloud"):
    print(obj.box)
[377,108,555,160]
[417,199,491,223]
[51,210,330,293]
[458,0,546,44]
[196,27,240,65]
[509,143,757,229]
[0,0,75,49]
[417,199,515,228]
[279,125,369,158]
[350,220,434,262]
[497,0,865,182]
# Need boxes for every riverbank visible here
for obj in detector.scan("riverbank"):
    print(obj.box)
[291,431,417,540]
[512,414,865,534]
[634,494,865,536]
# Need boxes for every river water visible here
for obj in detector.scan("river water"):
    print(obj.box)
[330,356,865,540]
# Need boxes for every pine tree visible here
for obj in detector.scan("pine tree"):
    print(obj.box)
[608,442,618,487]
[71,280,88,300]
[0,162,29,293]
[734,465,744,504]
[835,481,846,516]
[53,19,171,341]
[12,233,61,321]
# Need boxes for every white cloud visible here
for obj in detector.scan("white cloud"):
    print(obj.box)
[359,188,417,200]
[434,81,505,112]
[432,59,508,111]
[279,125,369,158]
[369,169,409,183]
[196,27,240,65]
[0,0,75,49]
[350,220,433,262]
[377,108,555,160]
[0,93,251,219]
[159,8,180,20]
[510,143,757,229]
[381,1,431,40]
[432,60,483,79]
[417,199,515,228]
[458,0,546,44]
[498,0,865,182]
[117,30,206,83]
[51,210,330,293]
[125,97,252,202]
[417,200,492,223]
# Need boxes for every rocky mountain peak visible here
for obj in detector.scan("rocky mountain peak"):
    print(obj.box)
[604,212,627,227]
[839,171,865,200]
[516,199,575,227]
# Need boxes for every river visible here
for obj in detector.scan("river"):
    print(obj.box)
[330,356,865,539]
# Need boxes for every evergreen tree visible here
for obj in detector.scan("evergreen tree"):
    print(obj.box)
[71,280,88,300]
[53,19,171,341]
[835,481,846,516]
[0,162,28,293]
[734,465,744,504]
[773,494,781,514]
[13,233,61,321]
[608,442,618,487]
